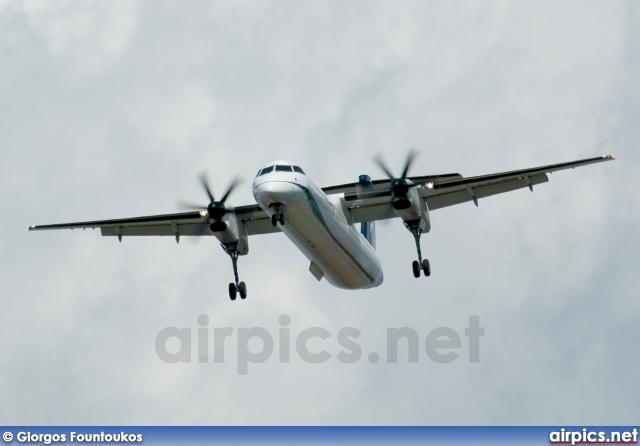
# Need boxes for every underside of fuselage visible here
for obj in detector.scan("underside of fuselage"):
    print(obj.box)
[253,174,383,290]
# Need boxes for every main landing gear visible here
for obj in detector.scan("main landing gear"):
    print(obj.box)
[270,204,285,227]
[222,243,247,300]
[405,221,431,278]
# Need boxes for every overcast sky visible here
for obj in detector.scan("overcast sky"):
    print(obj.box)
[1,0,638,425]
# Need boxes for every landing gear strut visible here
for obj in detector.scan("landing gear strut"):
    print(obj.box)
[222,242,247,300]
[270,204,285,227]
[405,220,431,278]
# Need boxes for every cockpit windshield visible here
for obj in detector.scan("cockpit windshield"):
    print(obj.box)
[256,164,305,177]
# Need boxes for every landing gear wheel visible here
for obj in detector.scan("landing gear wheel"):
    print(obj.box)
[271,214,277,227]
[238,281,247,299]
[228,283,237,300]
[422,259,431,277]
[412,260,420,278]
[279,212,285,225]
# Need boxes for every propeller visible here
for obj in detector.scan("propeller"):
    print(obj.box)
[374,149,418,200]
[178,174,242,232]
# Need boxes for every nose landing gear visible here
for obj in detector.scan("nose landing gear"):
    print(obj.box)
[222,243,247,300]
[270,204,285,227]
[405,220,431,278]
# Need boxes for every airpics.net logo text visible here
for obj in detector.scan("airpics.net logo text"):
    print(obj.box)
[155,315,484,375]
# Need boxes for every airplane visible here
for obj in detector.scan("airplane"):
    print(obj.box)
[29,152,614,300]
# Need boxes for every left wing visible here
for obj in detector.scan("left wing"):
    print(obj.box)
[28,204,278,237]
[346,155,614,223]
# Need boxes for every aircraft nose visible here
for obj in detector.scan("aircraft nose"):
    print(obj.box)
[253,181,297,207]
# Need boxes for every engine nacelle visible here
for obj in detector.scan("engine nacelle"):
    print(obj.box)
[393,184,431,233]
[212,212,249,255]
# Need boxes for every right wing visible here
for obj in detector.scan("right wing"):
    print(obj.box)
[29,204,279,237]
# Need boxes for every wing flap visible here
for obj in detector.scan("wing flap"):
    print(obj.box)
[243,217,281,236]
[100,222,209,237]
[349,201,396,224]
[233,204,280,235]
[426,173,549,210]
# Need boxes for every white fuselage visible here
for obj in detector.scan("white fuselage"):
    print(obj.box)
[252,164,383,290]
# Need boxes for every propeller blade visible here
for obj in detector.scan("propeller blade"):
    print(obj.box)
[194,221,211,236]
[220,176,242,204]
[374,154,395,179]
[176,200,207,211]
[400,149,418,179]
[199,173,215,202]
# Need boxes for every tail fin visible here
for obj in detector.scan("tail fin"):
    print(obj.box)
[358,175,376,249]
[361,220,376,248]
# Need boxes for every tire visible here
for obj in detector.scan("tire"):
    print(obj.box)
[228,283,237,300]
[238,281,247,299]
[271,214,277,227]
[279,212,285,225]
[422,259,431,277]
[412,260,420,278]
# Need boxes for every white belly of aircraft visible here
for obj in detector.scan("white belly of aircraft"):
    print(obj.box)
[254,180,383,290]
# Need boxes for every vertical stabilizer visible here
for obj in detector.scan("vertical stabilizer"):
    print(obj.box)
[358,175,376,249]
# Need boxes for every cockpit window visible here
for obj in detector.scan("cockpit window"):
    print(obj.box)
[275,165,293,172]
[292,166,305,174]
[257,166,273,176]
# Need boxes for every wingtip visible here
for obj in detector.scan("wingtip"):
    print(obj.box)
[28,226,35,231]
[604,154,615,160]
